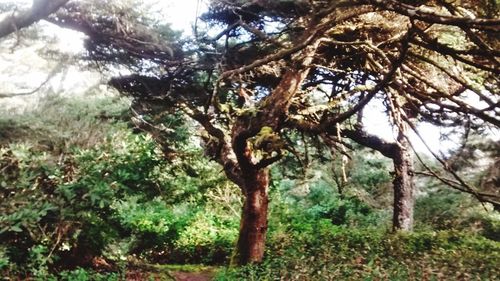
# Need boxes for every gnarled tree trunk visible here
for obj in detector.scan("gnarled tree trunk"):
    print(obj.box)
[232,168,269,265]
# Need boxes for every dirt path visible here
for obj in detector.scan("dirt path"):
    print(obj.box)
[125,263,218,281]
[170,269,215,281]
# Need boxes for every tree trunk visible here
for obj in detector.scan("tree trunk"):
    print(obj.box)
[232,168,269,265]
[392,126,415,231]
[340,127,415,231]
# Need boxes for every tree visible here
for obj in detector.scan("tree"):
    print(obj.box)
[48,0,499,264]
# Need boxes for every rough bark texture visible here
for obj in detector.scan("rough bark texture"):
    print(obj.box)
[232,168,269,265]
[392,125,415,231]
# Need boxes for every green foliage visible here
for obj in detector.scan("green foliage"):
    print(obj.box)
[0,246,8,271]
[174,211,238,264]
[479,213,500,241]
[0,93,130,150]
[27,245,53,280]
[0,104,233,277]
[58,268,119,281]
[415,190,473,230]
[270,163,389,231]
[414,187,500,242]
[113,196,177,235]
[349,153,392,193]
[216,228,500,280]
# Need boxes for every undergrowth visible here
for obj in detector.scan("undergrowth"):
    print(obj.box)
[216,227,499,280]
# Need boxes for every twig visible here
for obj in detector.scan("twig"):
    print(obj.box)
[0,62,64,98]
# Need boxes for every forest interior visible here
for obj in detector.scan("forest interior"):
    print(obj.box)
[0,0,499,280]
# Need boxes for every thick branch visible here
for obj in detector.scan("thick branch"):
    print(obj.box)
[342,128,397,159]
[0,0,69,39]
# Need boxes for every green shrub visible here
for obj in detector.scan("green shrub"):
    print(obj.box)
[479,213,500,241]
[113,196,177,235]
[0,126,234,275]
[216,228,500,280]
[0,246,10,272]
[173,211,238,264]
[58,268,120,281]
[415,189,500,241]
[415,190,473,230]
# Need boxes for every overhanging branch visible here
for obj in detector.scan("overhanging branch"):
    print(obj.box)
[0,0,69,39]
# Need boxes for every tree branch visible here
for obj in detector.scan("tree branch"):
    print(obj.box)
[0,0,69,39]
[0,61,64,98]
[367,0,500,28]
[342,128,397,159]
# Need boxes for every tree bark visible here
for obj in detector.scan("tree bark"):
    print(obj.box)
[392,125,415,231]
[232,168,269,265]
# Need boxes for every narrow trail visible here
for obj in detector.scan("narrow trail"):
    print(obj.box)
[125,264,218,281]
[170,270,215,281]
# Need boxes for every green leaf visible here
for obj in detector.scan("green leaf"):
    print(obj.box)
[11,225,23,232]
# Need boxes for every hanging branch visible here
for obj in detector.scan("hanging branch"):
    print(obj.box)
[412,28,500,74]
[437,0,500,64]
[314,26,413,130]
[401,63,500,126]
[399,114,498,208]
[0,62,65,98]
[412,151,499,208]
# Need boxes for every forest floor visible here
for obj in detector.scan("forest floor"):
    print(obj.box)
[170,269,216,281]
[126,264,218,281]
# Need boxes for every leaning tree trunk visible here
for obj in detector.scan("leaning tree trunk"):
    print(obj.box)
[231,168,270,265]
[392,126,415,231]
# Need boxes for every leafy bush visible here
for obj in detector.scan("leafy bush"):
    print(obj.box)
[173,211,238,264]
[57,267,120,281]
[415,190,473,230]
[0,93,130,150]
[415,189,500,241]
[113,196,178,236]
[0,247,8,271]
[349,153,392,193]
[0,126,234,277]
